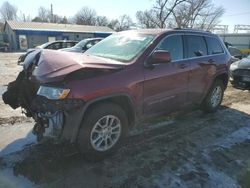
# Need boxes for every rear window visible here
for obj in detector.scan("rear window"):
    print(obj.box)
[185,35,207,58]
[206,37,224,55]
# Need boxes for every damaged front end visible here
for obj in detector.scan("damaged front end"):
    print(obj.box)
[3,49,123,142]
[31,96,85,142]
[2,50,84,141]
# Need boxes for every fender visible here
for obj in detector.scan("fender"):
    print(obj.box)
[61,93,136,142]
[200,71,229,104]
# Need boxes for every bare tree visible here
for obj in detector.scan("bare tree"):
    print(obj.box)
[0,1,18,21]
[172,0,225,30]
[95,16,109,26]
[32,16,43,22]
[37,6,50,22]
[136,10,158,28]
[60,16,68,24]
[32,6,69,23]
[19,13,31,22]
[74,7,97,25]
[136,0,186,28]
[198,5,225,30]
[116,15,133,31]
[108,19,119,30]
[108,15,133,31]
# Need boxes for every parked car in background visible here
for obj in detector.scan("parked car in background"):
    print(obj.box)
[228,46,243,60]
[17,40,78,64]
[0,41,9,52]
[230,55,250,90]
[0,33,9,52]
[224,42,243,61]
[3,29,231,159]
[60,38,103,53]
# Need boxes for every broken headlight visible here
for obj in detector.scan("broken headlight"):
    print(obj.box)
[37,86,70,100]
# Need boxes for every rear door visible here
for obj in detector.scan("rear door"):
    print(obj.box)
[143,34,189,116]
[184,35,222,104]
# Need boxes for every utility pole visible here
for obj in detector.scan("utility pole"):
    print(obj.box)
[50,4,53,23]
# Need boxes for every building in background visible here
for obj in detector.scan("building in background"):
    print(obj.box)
[219,33,250,55]
[4,20,114,51]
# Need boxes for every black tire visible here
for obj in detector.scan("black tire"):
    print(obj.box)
[200,80,225,113]
[77,102,128,160]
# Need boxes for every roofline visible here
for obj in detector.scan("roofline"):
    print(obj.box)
[4,20,115,33]
[218,33,250,36]
[121,28,215,36]
[14,28,114,33]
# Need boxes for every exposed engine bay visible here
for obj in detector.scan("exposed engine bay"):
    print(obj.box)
[2,49,121,142]
[2,63,85,142]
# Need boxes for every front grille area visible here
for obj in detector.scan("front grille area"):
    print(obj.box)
[31,96,85,113]
[233,69,250,76]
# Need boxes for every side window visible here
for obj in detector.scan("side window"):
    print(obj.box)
[94,40,100,44]
[85,41,94,49]
[62,42,74,48]
[206,37,224,55]
[185,35,207,58]
[62,42,67,48]
[47,42,61,50]
[70,42,76,47]
[156,35,183,61]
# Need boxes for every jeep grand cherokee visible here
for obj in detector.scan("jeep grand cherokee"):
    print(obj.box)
[3,29,231,159]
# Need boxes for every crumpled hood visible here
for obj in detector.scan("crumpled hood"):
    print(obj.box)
[32,49,125,83]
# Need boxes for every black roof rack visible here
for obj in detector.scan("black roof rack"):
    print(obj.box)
[173,27,211,33]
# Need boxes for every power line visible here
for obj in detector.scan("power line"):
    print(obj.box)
[224,12,250,17]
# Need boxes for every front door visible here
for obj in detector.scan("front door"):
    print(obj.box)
[143,34,189,116]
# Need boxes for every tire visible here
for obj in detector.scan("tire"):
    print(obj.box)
[201,80,225,113]
[77,102,128,160]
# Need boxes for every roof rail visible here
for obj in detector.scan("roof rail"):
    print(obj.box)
[173,27,211,33]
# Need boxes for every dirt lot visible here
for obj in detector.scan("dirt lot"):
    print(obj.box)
[0,52,249,188]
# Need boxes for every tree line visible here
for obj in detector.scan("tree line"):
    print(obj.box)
[0,0,224,31]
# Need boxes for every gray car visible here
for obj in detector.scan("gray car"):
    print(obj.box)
[61,38,103,53]
[230,55,250,90]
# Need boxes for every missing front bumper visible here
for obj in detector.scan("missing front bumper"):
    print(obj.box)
[31,97,85,142]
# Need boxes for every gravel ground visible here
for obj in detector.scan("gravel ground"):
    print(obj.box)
[0,52,249,188]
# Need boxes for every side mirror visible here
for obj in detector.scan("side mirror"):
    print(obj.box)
[148,50,171,66]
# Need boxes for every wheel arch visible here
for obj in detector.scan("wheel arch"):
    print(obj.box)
[83,94,136,127]
[70,93,136,142]
[215,72,229,89]
[200,72,228,106]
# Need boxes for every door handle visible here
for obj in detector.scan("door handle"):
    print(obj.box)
[179,63,187,69]
[199,59,217,67]
[208,59,215,63]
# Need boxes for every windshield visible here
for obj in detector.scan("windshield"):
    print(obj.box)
[85,33,155,62]
[73,40,88,49]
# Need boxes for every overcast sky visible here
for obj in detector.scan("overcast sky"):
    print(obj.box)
[3,0,250,32]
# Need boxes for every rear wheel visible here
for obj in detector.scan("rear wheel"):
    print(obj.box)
[201,80,225,112]
[77,102,128,160]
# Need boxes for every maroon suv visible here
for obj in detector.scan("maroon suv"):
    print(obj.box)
[3,29,231,159]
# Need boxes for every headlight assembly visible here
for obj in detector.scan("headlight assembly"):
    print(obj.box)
[37,86,70,100]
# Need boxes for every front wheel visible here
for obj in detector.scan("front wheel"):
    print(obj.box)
[201,80,225,113]
[77,102,128,160]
